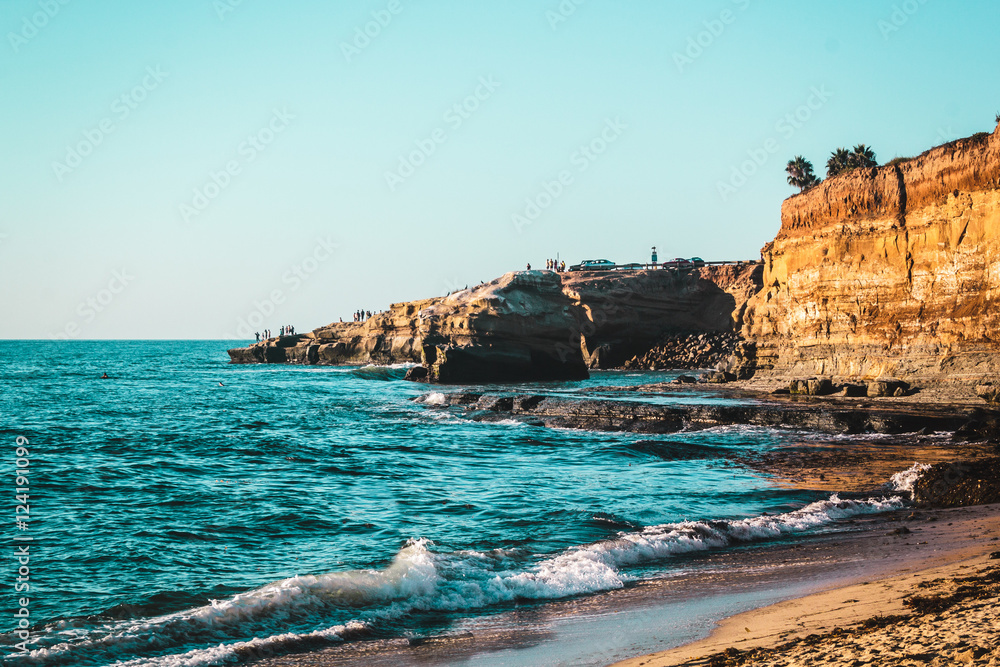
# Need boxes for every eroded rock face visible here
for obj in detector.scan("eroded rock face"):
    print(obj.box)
[744,124,1000,384]
[227,264,762,383]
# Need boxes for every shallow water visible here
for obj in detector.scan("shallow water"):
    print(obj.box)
[0,341,914,666]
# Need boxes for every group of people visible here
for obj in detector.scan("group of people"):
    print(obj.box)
[525,259,568,272]
[254,325,295,342]
[354,310,373,322]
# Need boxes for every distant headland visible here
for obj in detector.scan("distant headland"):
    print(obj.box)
[229,120,1000,396]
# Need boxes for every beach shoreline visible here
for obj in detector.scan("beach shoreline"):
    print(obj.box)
[611,503,1000,667]
[243,502,1000,667]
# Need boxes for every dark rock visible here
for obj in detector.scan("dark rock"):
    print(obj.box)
[674,374,698,384]
[515,395,545,411]
[404,365,429,382]
[911,457,1000,507]
[474,395,515,412]
[789,378,834,396]
[953,410,1000,442]
[699,371,733,384]
[419,392,972,437]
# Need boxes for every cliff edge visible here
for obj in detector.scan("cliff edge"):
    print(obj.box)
[228,264,762,383]
[743,122,1000,383]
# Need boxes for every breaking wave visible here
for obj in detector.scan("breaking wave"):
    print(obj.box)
[12,491,907,666]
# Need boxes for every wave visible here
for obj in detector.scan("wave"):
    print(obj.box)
[886,462,932,498]
[10,485,914,666]
[415,392,448,406]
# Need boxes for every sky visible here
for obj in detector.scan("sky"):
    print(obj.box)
[2,0,998,340]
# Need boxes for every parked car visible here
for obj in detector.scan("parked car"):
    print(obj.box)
[690,257,705,267]
[617,262,643,271]
[663,257,692,268]
[569,259,616,271]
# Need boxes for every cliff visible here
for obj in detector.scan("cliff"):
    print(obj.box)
[743,122,1000,383]
[228,264,762,382]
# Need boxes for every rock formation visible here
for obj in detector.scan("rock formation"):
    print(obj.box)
[228,264,762,383]
[742,122,1000,384]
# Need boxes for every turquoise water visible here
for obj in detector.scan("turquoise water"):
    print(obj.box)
[0,341,907,666]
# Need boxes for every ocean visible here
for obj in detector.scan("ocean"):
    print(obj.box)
[0,341,918,666]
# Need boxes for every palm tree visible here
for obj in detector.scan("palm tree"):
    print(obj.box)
[826,147,852,177]
[849,144,877,168]
[786,156,820,192]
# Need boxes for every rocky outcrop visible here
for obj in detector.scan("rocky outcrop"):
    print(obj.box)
[228,264,762,383]
[743,123,1000,384]
[621,331,744,371]
[418,391,981,435]
[912,457,1000,507]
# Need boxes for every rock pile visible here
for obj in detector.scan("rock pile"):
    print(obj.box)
[912,457,1000,507]
[621,331,743,371]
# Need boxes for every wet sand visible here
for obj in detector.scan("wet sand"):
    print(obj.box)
[612,502,1000,667]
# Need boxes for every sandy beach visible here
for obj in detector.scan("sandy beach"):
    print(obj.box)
[613,503,1000,667]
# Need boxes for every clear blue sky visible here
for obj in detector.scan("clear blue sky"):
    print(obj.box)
[2,0,997,339]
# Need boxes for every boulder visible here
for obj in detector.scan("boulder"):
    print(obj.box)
[867,379,910,397]
[789,378,833,396]
[975,381,1000,404]
[699,371,734,384]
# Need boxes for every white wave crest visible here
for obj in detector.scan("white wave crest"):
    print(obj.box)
[20,496,906,666]
[888,462,932,497]
[418,392,448,406]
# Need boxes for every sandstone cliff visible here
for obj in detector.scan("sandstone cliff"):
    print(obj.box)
[743,122,1000,383]
[228,264,762,382]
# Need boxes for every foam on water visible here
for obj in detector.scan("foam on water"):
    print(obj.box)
[887,462,933,497]
[14,492,908,666]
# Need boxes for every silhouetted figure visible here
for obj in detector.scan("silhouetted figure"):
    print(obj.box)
[100,372,109,379]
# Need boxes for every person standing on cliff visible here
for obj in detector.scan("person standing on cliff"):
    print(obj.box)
[526,262,531,271]
[255,332,260,342]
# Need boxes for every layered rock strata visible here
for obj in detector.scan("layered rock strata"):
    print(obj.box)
[743,123,1000,383]
[228,264,762,383]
